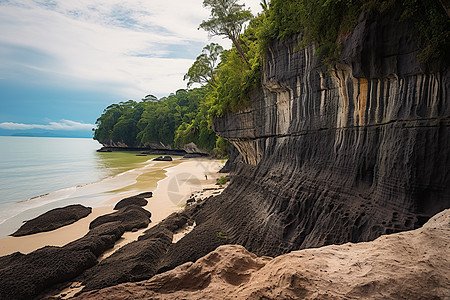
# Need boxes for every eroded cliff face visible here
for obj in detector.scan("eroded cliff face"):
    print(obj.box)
[208,12,450,255]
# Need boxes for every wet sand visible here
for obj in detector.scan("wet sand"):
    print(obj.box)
[0,158,225,257]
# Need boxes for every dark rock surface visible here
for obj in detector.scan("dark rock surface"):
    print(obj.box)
[97,146,187,156]
[89,206,151,231]
[73,212,191,294]
[140,149,187,156]
[113,192,152,210]
[183,142,210,156]
[11,204,92,237]
[183,153,207,158]
[0,222,125,300]
[153,156,173,161]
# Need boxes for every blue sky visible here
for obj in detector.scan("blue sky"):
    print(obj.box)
[0,0,261,137]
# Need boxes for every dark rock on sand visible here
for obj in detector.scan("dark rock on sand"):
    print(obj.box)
[153,156,172,161]
[11,204,92,237]
[66,222,125,257]
[0,222,125,300]
[182,153,206,158]
[89,206,151,231]
[140,212,189,238]
[75,212,190,293]
[113,192,152,210]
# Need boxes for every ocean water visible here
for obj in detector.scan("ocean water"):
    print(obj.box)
[0,136,157,237]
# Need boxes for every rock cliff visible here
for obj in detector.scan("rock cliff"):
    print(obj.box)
[157,10,450,269]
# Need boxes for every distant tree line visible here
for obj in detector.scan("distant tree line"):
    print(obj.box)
[93,88,228,155]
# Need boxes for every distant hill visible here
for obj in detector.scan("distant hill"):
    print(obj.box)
[0,129,93,139]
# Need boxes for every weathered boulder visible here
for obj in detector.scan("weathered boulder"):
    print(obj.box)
[11,204,92,237]
[89,206,151,231]
[113,192,152,210]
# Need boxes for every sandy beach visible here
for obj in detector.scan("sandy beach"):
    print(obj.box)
[0,158,225,257]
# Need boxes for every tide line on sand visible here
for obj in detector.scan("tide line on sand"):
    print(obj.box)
[0,158,226,257]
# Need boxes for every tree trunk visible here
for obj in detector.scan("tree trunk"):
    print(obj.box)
[230,36,251,68]
[438,0,450,18]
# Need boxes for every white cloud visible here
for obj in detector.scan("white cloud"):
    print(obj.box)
[0,120,95,131]
[0,0,262,98]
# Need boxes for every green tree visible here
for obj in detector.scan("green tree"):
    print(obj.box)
[260,0,269,12]
[200,0,253,66]
[184,43,224,87]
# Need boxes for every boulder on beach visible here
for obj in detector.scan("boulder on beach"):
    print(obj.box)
[153,156,172,161]
[11,204,92,237]
[113,192,152,210]
[0,222,125,300]
[72,212,190,294]
[89,205,151,231]
[77,228,173,293]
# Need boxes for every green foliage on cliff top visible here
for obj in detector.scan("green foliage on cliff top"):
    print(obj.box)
[208,14,264,116]
[263,0,449,64]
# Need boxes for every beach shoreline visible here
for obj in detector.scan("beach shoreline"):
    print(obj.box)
[0,157,226,257]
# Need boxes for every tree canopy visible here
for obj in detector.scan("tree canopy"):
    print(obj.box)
[184,43,224,88]
[200,0,253,65]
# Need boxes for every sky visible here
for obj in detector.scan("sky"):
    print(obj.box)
[0,0,262,137]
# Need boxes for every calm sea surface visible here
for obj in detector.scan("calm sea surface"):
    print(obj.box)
[0,136,155,236]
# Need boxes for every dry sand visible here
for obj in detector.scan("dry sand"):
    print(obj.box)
[0,158,225,257]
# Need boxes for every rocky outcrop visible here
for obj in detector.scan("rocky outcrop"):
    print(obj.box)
[202,10,450,257]
[89,206,151,231]
[153,155,173,161]
[0,222,124,300]
[183,142,210,156]
[74,209,450,300]
[67,212,191,294]
[113,192,152,210]
[11,204,92,237]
